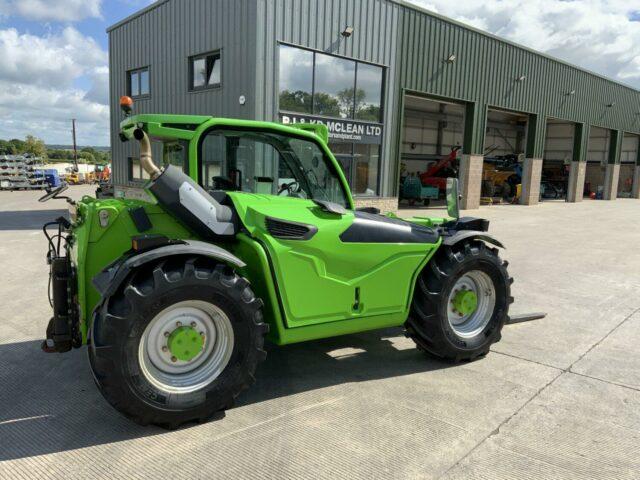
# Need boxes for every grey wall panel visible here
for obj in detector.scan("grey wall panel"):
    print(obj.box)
[109,0,258,187]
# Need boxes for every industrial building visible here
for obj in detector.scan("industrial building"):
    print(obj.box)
[108,0,640,210]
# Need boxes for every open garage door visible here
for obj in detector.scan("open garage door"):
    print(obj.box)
[618,133,639,197]
[482,109,528,204]
[541,119,574,201]
[584,127,610,199]
[399,95,464,208]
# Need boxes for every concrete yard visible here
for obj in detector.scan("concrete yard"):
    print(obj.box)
[0,187,639,479]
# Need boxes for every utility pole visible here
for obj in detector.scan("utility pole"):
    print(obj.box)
[71,118,79,172]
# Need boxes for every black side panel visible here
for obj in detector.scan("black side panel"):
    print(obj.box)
[340,211,439,244]
[148,165,237,239]
[128,207,153,232]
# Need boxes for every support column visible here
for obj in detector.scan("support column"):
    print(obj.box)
[566,161,586,202]
[603,129,622,200]
[603,164,620,200]
[567,123,589,202]
[520,114,546,205]
[632,165,640,199]
[520,158,543,205]
[459,154,483,210]
[633,145,640,199]
[459,102,486,210]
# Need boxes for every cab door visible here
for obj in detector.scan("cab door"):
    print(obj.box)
[231,195,439,328]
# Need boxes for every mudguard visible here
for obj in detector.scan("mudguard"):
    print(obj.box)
[443,230,505,249]
[92,240,246,298]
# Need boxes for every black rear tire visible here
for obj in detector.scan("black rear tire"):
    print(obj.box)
[406,241,513,361]
[88,256,268,429]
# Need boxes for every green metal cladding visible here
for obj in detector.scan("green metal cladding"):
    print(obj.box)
[398,4,640,156]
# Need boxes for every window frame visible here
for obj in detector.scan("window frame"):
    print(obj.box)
[127,67,150,99]
[277,43,386,124]
[189,50,222,92]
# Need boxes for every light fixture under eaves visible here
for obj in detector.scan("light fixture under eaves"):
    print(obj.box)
[607,102,616,107]
[341,26,354,37]
[517,75,526,82]
[566,90,576,96]
[446,54,456,63]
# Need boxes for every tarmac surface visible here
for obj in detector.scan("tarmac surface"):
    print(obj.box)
[0,186,638,479]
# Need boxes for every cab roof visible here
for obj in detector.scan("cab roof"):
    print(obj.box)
[119,114,329,145]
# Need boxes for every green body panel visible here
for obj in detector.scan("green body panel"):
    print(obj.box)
[70,196,193,342]
[69,114,445,347]
[228,192,440,330]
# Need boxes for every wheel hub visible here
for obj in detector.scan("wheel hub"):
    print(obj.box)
[452,289,478,316]
[138,301,234,393]
[168,326,204,362]
[446,271,496,338]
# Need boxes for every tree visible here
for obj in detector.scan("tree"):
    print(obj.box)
[78,151,96,164]
[336,87,381,121]
[9,139,25,154]
[0,140,16,155]
[310,92,340,117]
[279,90,312,113]
[23,135,47,159]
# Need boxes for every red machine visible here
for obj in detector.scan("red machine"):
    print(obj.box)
[419,146,461,193]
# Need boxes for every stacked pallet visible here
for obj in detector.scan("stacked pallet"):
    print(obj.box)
[0,155,48,190]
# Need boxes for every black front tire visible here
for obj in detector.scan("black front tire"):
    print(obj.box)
[406,241,513,361]
[88,256,268,428]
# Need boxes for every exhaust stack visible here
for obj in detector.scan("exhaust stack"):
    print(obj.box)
[133,128,161,180]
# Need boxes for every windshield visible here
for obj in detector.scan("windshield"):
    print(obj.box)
[199,129,350,207]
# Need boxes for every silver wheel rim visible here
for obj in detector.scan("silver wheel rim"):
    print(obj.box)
[138,300,234,394]
[447,270,496,338]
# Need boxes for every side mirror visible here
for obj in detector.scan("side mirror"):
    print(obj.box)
[446,177,461,220]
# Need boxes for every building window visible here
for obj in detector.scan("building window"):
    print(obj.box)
[278,44,384,196]
[355,63,383,122]
[278,45,313,114]
[330,142,380,196]
[128,157,150,181]
[163,141,189,173]
[190,51,221,91]
[128,67,150,98]
[278,44,384,123]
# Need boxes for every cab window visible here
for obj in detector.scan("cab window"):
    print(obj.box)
[163,141,188,173]
[199,129,349,207]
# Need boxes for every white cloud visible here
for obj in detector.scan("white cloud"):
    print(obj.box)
[407,0,640,88]
[0,28,106,89]
[0,81,110,145]
[0,0,102,22]
[0,27,109,145]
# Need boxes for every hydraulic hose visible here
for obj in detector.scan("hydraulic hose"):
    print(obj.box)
[133,128,161,179]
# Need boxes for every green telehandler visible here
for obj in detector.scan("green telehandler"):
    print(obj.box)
[40,99,512,428]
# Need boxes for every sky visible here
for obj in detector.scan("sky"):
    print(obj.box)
[0,0,638,146]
